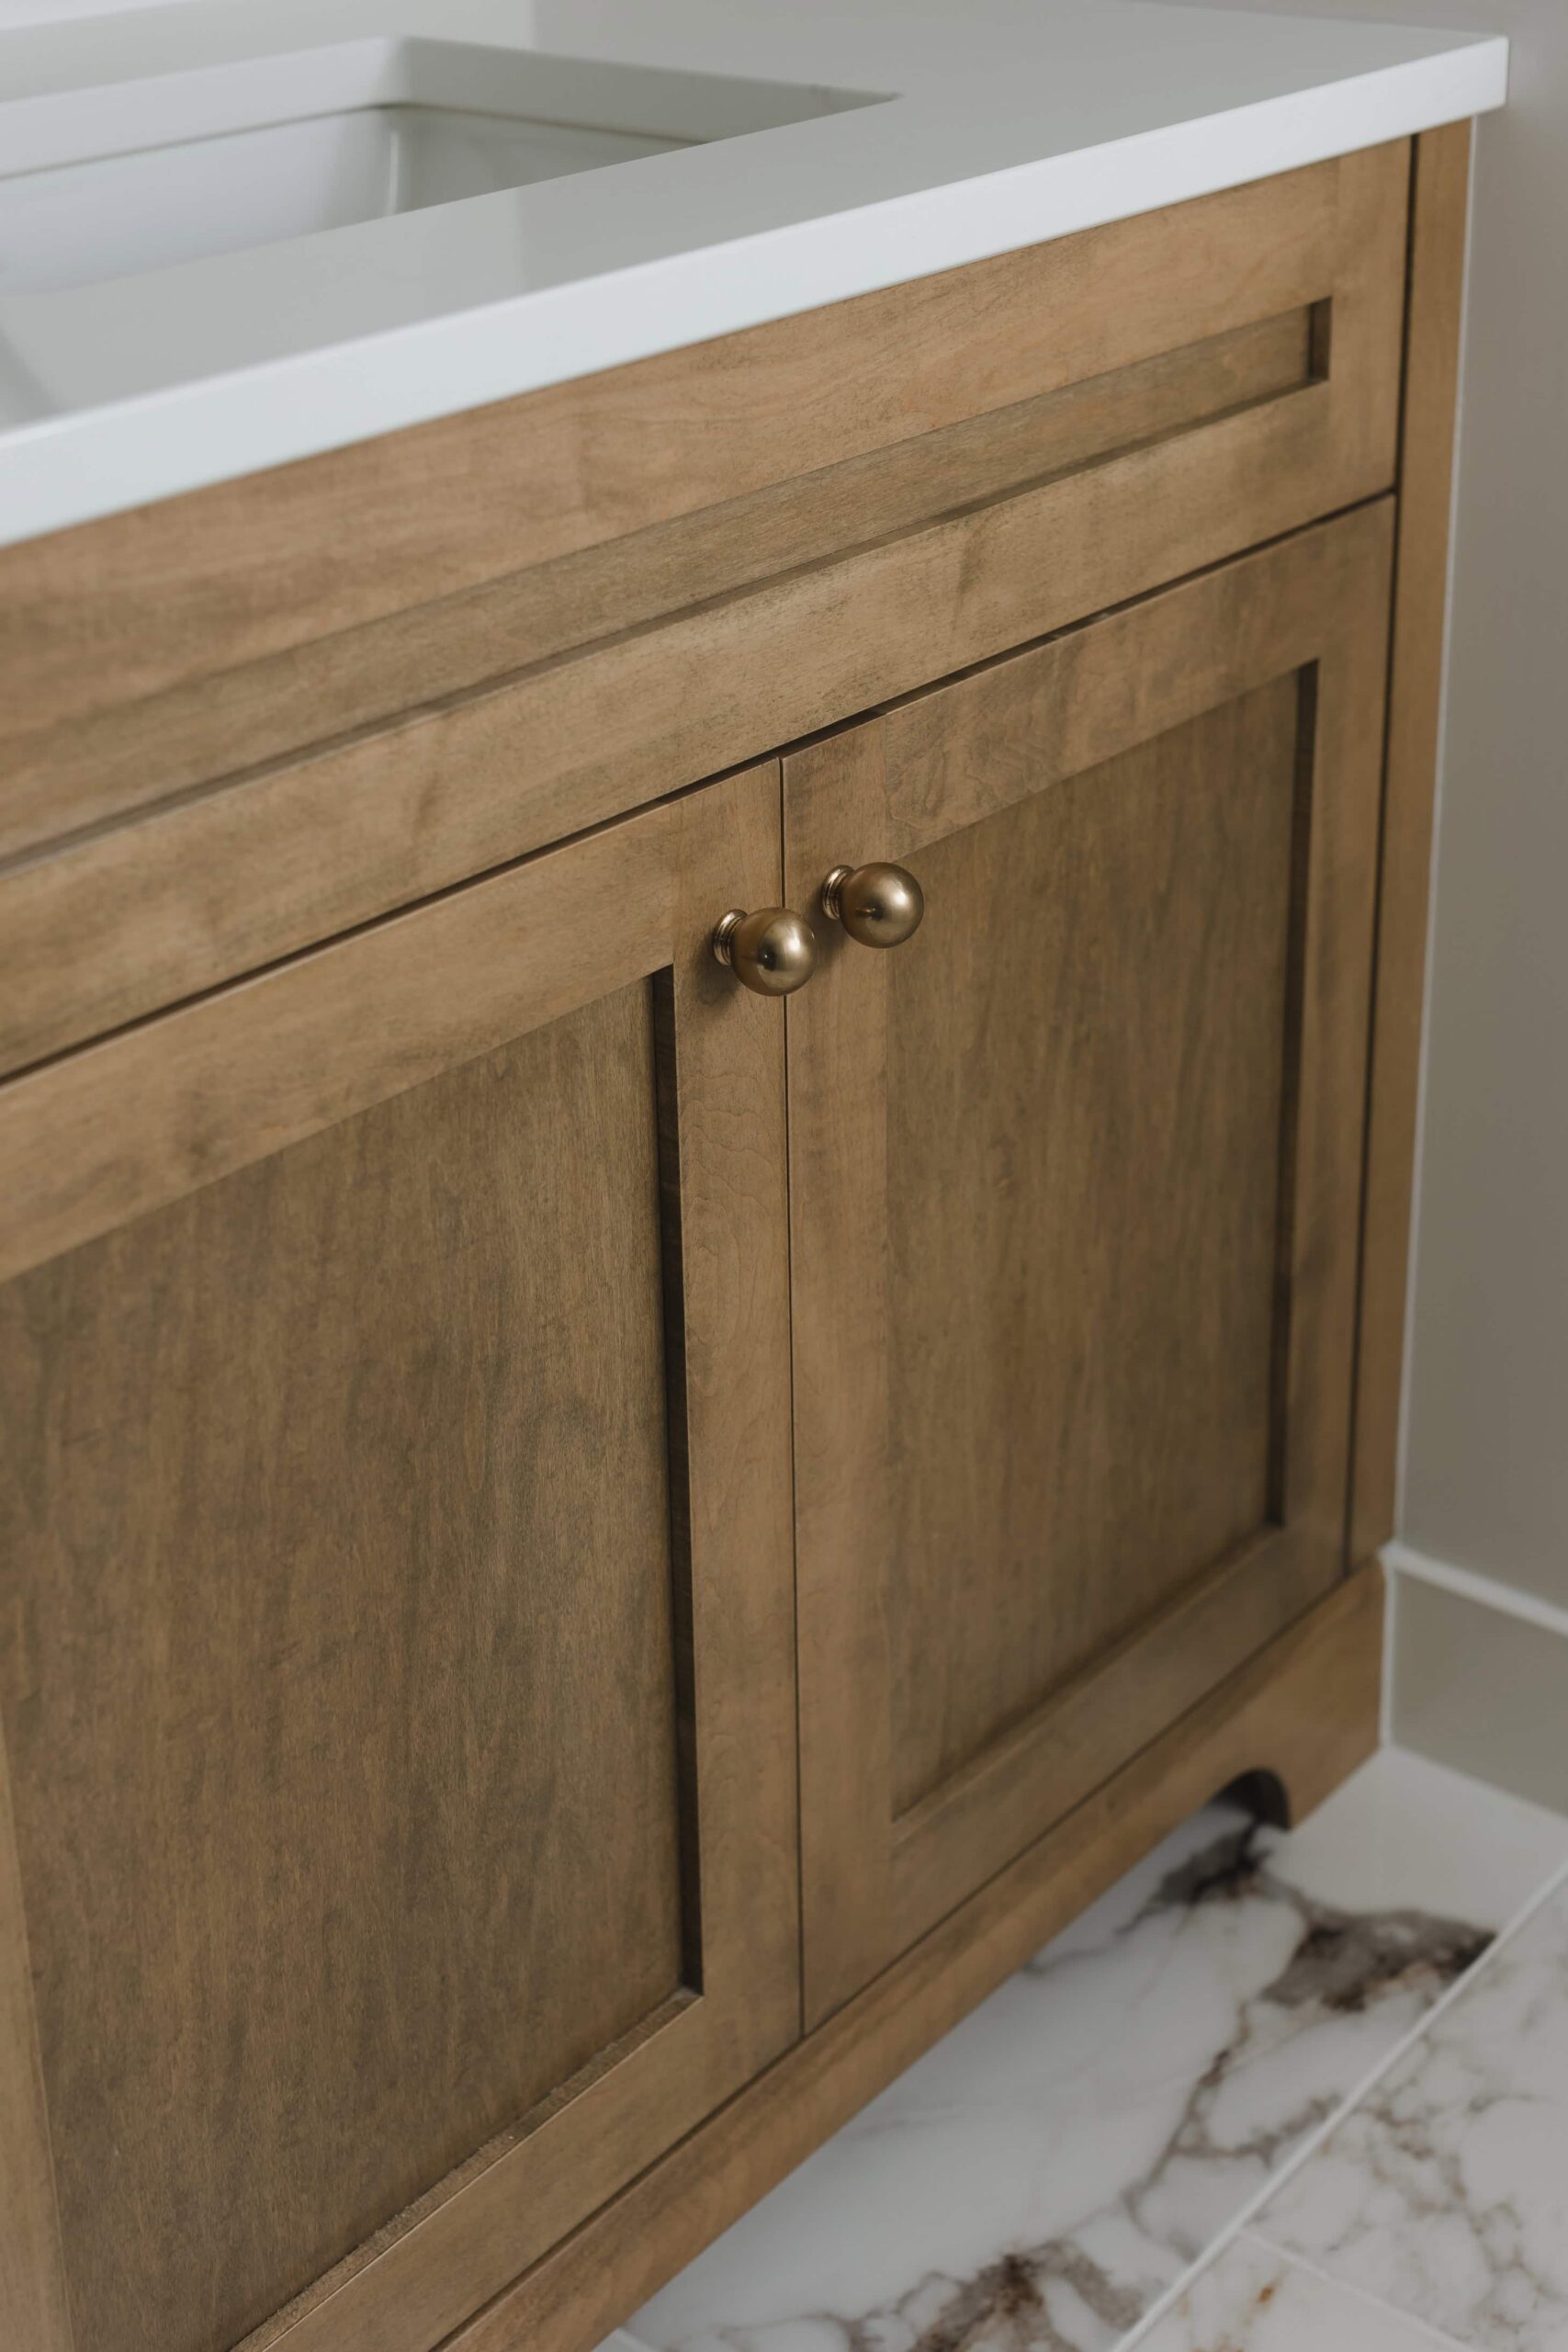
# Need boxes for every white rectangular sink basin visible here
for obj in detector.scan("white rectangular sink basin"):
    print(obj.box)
[0,37,880,294]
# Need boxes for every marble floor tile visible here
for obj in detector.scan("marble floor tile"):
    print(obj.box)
[612,1752,1566,2352]
[1255,1877,1568,2351]
[1130,2233,1464,2351]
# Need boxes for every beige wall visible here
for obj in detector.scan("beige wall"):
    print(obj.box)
[1397,5,1568,1611]
[1154,0,1567,1613]
[1393,1574,1568,1808]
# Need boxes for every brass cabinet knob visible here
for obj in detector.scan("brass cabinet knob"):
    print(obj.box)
[711,907,818,997]
[820,862,925,949]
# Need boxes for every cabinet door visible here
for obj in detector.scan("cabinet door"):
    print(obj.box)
[786,506,1393,2022]
[0,766,797,2352]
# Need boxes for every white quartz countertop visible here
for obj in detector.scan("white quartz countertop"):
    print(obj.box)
[0,0,1506,549]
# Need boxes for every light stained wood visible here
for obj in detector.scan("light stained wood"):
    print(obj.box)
[887,683,1300,1813]
[0,141,1408,1079]
[0,381,1397,1082]
[0,1736,73,2352]
[1,988,688,2352]
[0,149,1387,797]
[0,309,1315,860]
[1351,124,1473,1565]
[889,1529,1333,1957]
[446,1566,1386,2352]
[0,792,678,1285]
[0,762,800,2352]
[878,509,1380,853]
[786,503,1394,2019]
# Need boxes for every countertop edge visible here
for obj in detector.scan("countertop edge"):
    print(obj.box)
[0,33,1506,551]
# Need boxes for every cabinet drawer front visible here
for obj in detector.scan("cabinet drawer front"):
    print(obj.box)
[786,504,1394,2022]
[0,143,1408,1079]
[0,766,797,2352]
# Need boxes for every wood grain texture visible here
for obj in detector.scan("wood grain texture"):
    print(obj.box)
[443,1565,1385,2352]
[0,1734,73,2352]
[784,724,897,2019]
[877,504,1376,851]
[1350,124,1472,1565]
[0,142,1408,1079]
[0,793,680,1285]
[887,1528,1334,1960]
[786,502,1394,2018]
[0,763,800,2352]
[0,391,1394,1084]
[0,989,686,2352]
[887,683,1299,1811]
[0,150,1377,797]
[0,309,1314,860]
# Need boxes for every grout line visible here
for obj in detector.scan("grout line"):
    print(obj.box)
[1386,1539,1568,1646]
[1115,1838,1568,2352]
[1238,2233,1472,2351]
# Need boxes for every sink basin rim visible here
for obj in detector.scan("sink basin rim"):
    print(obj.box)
[0,32,886,180]
[0,35,887,299]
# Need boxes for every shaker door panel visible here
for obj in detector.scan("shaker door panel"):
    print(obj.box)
[0,764,798,2352]
[886,680,1298,1815]
[787,506,1393,2021]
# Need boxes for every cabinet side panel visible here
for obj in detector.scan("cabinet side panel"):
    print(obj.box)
[1351,122,1472,1563]
[0,982,688,2352]
[886,682,1301,1809]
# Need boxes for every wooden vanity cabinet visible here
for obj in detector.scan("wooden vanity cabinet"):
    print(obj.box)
[0,125,1471,2352]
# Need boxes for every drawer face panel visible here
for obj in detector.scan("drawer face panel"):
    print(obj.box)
[0,143,1409,1078]
[785,503,1396,2021]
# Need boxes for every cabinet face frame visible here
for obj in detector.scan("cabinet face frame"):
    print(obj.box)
[0,763,800,2352]
[1350,122,1472,1563]
[784,504,1396,2023]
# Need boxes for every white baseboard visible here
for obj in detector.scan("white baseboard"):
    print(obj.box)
[1385,1542,1568,1819]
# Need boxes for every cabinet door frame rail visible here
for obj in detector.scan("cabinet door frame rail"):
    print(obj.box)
[0,763,801,2352]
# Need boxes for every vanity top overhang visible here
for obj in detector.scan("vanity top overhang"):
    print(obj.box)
[0,0,1506,548]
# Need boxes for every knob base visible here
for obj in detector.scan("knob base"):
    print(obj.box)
[711,910,746,968]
